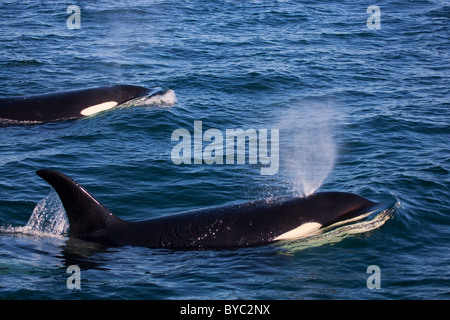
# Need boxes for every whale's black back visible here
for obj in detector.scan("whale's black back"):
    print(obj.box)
[0,85,150,123]
[36,169,378,249]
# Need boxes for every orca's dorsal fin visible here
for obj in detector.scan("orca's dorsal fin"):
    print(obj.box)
[36,169,123,241]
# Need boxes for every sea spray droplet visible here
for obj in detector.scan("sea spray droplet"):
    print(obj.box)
[25,189,69,236]
[277,102,337,197]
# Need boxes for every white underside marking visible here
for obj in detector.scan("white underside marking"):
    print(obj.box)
[80,101,118,116]
[274,222,322,241]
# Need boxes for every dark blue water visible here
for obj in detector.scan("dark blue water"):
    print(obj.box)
[0,1,449,300]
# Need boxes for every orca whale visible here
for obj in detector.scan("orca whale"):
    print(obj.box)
[0,85,165,125]
[35,169,381,249]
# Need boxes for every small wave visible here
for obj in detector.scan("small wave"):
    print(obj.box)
[4,59,43,67]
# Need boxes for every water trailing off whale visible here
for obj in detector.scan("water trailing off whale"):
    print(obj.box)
[0,84,168,126]
[35,169,384,249]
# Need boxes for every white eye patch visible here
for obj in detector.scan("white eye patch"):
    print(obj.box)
[273,222,322,241]
[80,101,118,116]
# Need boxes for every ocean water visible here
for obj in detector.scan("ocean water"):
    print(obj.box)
[0,0,448,301]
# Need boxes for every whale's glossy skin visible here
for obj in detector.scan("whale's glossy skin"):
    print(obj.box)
[0,85,163,125]
[36,169,379,249]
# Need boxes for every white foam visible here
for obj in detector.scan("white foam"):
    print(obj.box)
[142,89,177,106]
